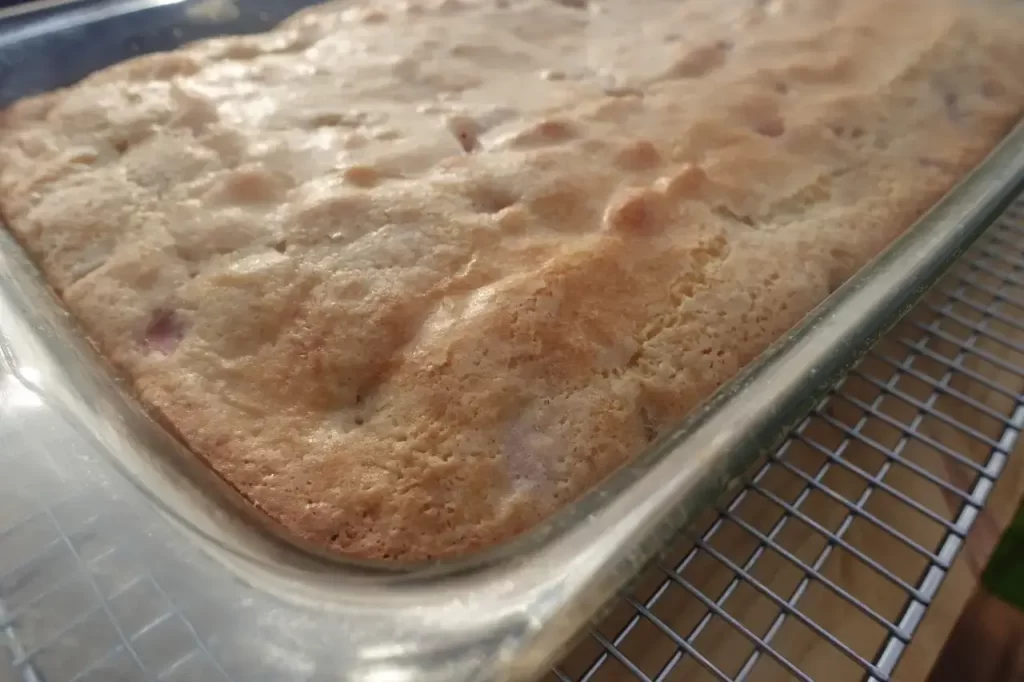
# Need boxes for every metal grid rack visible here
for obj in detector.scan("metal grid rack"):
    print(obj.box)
[2,197,1024,682]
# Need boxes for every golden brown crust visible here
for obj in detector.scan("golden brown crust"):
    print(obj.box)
[1,0,1023,560]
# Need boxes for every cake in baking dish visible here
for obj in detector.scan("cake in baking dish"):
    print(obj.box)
[1,0,1023,561]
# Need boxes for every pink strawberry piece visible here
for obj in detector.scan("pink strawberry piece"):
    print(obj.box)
[143,308,187,356]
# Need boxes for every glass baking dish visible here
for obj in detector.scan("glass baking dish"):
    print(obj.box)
[1,1,1024,680]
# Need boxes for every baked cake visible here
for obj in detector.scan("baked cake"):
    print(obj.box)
[1,0,1023,561]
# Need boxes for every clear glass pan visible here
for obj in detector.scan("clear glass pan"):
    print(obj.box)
[1,1,1023,680]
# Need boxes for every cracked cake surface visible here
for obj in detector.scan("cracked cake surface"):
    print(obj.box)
[1,0,1023,560]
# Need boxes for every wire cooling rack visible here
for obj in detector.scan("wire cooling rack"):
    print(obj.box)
[2,196,1024,682]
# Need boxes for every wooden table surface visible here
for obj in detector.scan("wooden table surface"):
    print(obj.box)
[927,589,1024,682]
